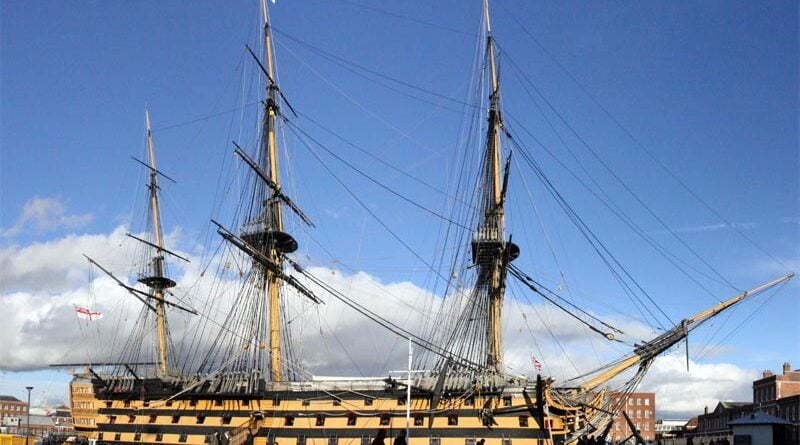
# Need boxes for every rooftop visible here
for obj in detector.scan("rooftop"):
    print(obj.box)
[0,396,23,402]
[728,412,791,426]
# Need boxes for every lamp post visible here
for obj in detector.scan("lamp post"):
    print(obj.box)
[25,386,33,445]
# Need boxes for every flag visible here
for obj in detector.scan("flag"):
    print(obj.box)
[75,306,103,321]
[531,354,542,373]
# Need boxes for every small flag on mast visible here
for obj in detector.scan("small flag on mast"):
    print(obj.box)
[75,306,103,321]
[531,354,542,373]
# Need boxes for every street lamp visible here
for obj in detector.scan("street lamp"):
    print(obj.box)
[25,386,33,445]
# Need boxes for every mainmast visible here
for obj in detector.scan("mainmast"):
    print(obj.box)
[471,0,519,374]
[261,0,286,382]
[140,108,176,377]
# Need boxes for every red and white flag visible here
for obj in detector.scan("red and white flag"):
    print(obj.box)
[531,354,542,373]
[75,306,103,321]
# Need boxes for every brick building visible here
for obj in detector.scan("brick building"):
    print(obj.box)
[0,396,27,422]
[690,362,800,444]
[753,362,800,417]
[609,392,656,443]
[695,401,751,438]
[48,405,73,433]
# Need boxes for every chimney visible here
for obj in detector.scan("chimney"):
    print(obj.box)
[704,406,708,415]
[763,369,774,378]
[783,362,791,374]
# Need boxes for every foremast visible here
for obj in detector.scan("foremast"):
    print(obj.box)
[472,0,519,374]
[141,108,177,377]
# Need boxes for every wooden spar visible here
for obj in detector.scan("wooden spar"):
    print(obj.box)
[576,273,794,392]
[261,0,285,382]
[483,0,506,373]
[145,108,171,378]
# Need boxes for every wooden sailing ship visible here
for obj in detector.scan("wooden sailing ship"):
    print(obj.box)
[68,2,793,445]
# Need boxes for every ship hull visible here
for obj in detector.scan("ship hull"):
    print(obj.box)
[71,375,569,445]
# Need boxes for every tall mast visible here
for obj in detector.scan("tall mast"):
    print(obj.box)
[472,0,518,373]
[261,0,285,382]
[143,108,174,377]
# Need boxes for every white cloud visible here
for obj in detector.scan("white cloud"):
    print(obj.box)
[2,196,93,238]
[672,222,756,234]
[639,352,758,418]
[0,226,767,417]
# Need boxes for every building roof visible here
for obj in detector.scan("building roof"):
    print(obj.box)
[728,412,791,426]
[0,395,23,402]
[718,401,750,409]
[27,415,55,426]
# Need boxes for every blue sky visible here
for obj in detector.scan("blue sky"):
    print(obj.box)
[1,0,798,416]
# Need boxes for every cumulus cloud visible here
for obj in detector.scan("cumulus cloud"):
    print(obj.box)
[2,196,93,238]
[0,225,766,417]
[639,353,758,418]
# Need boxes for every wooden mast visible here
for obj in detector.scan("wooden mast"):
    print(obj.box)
[144,108,171,377]
[482,0,509,373]
[261,0,285,382]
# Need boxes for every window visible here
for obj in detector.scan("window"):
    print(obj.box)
[134,432,141,441]
[502,438,512,445]
[466,437,476,445]
[645,410,649,419]
[644,399,649,406]
[414,415,424,426]
[156,433,163,442]
[616,424,620,431]
[222,414,232,425]
[129,414,136,423]
[333,398,341,406]
[179,433,188,443]
[644,424,649,431]
[243,399,250,407]
[365,398,374,406]
[316,414,325,426]
[124,400,131,408]
[285,416,295,426]
[302,400,310,406]
[503,396,512,407]
[171,415,180,424]
[114,434,121,441]
[272,396,281,406]
[636,410,640,418]
[165,400,173,407]
[347,413,357,426]
[361,436,371,445]
[329,436,338,445]
[105,401,113,409]
[98,433,103,440]
[430,437,441,445]
[196,414,206,424]
[298,435,307,445]
[629,399,633,406]
[398,397,406,406]
[380,413,390,426]
[190,400,197,407]
[109,415,117,424]
[149,415,157,423]
[143,401,150,407]
[215,399,223,406]
[465,397,475,406]
[448,413,459,426]
[636,398,641,406]
[519,416,529,427]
